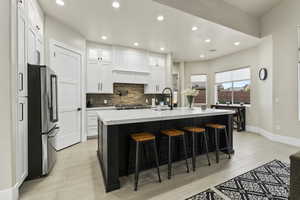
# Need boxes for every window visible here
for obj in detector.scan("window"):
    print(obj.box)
[215,68,251,105]
[191,74,207,104]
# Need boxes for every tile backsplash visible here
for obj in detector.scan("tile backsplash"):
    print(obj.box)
[87,83,163,107]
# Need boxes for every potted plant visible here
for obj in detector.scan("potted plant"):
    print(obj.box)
[182,89,199,108]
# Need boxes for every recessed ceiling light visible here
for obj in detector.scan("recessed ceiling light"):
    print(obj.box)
[134,42,139,46]
[205,38,211,43]
[112,1,120,8]
[234,42,241,46]
[157,15,164,21]
[56,0,65,6]
[160,47,165,51]
[192,26,198,31]
[200,54,205,58]
[101,36,107,40]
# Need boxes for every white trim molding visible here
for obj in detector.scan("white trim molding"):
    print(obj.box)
[0,184,19,200]
[246,125,300,147]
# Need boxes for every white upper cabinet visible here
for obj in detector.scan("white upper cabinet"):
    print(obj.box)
[87,44,113,94]
[86,43,166,93]
[27,27,36,65]
[27,0,44,66]
[148,53,165,67]
[17,0,27,16]
[28,0,44,38]
[88,45,112,65]
[115,47,148,72]
[86,62,113,94]
[145,53,166,94]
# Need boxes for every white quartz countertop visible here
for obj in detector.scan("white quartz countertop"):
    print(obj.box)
[96,107,235,125]
[86,106,116,111]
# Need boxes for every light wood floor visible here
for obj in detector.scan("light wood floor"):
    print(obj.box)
[20,131,298,200]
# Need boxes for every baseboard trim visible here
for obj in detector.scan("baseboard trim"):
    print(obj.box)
[0,184,19,200]
[246,125,300,147]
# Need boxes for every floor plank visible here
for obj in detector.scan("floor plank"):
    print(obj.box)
[20,131,298,200]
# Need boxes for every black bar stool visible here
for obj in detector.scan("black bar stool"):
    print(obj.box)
[183,127,211,171]
[161,129,189,179]
[206,124,231,163]
[130,132,161,191]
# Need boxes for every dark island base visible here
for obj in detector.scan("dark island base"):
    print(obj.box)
[98,114,234,192]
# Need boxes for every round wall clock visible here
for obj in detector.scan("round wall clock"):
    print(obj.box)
[259,68,268,80]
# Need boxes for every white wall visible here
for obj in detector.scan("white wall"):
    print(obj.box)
[261,0,300,139]
[44,15,86,66]
[184,61,211,105]
[184,37,273,132]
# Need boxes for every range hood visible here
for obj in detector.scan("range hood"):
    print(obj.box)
[112,69,150,84]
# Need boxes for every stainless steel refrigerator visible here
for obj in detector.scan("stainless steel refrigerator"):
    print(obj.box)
[27,64,59,180]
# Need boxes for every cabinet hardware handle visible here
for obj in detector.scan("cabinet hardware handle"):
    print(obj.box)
[98,83,100,91]
[19,73,23,92]
[19,103,24,122]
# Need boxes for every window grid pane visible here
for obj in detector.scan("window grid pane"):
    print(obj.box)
[217,82,232,104]
[233,80,251,104]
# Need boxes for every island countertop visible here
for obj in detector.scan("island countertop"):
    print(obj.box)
[96,107,235,125]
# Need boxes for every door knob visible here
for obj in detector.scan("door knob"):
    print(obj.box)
[77,108,82,111]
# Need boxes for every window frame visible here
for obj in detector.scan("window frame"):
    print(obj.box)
[214,67,251,106]
[190,74,208,105]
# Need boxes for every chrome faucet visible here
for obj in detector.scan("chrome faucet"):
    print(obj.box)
[162,87,173,110]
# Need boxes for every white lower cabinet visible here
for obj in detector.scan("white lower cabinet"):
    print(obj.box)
[87,111,99,137]
[16,97,28,184]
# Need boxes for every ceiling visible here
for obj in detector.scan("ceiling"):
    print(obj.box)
[222,0,282,17]
[38,0,261,61]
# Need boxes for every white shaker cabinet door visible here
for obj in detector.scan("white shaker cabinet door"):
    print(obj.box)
[36,37,44,65]
[16,97,28,185]
[100,66,113,94]
[87,62,102,93]
[27,27,37,65]
[18,9,28,97]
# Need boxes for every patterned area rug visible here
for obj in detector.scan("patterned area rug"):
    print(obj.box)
[186,189,224,200]
[216,160,290,199]
[186,160,290,200]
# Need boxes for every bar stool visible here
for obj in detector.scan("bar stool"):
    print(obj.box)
[130,132,161,191]
[161,129,189,179]
[206,124,231,163]
[183,127,211,171]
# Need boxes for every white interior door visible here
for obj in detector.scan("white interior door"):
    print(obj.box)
[50,44,82,150]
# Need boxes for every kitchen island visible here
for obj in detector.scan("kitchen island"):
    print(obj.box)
[96,108,235,192]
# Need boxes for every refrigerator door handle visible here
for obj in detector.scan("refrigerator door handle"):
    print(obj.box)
[48,126,59,138]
